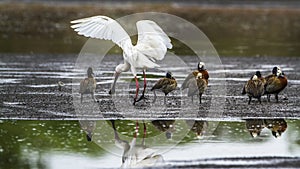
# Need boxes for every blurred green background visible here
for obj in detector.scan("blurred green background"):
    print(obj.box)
[0,1,299,56]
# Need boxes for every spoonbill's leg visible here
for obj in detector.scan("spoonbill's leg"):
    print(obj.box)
[137,70,147,102]
[109,72,120,95]
[133,76,140,105]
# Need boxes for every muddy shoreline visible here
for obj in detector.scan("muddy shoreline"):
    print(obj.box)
[0,54,299,120]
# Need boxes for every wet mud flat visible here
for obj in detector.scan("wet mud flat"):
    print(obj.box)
[0,54,299,120]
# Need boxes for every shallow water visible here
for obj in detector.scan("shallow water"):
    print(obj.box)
[0,54,299,119]
[1,119,300,168]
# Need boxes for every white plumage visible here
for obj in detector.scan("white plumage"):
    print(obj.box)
[71,16,172,105]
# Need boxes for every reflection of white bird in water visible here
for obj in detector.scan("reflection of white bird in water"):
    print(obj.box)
[110,120,164,168]
[71,16,172,105]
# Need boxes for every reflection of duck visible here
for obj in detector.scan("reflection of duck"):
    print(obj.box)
[79,67,97,103]
[111,120,164,168]
[181,62,209,103]
[151,120,175,139]
[245,119,265,138]
[186,120,208,138]
[264,119,287,138]
[264,67,288,102]
[242,73,265,104]
[151,72,177,104]
[79,120,96,141]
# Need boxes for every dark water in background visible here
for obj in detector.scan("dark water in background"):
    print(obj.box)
[0,1,299,56]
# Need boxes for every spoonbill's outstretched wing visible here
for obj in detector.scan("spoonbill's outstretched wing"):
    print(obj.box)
[70,16,131,50]
[135,20,172,62]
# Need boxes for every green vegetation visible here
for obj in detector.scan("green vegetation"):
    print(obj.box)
[0,2,299,56]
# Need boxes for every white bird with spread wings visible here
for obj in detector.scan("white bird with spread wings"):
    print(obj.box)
[71,16,172,105]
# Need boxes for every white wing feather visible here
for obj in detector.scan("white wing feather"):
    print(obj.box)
[70,16,131,50]
[135,20,172,62]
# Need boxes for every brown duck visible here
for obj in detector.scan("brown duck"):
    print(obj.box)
[242,73,265,104]
[264,67,288,102]
[79,67,97,103]
[182,62,209,103]
[151,72,177,104]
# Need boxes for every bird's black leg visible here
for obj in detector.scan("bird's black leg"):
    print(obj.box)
[267,94,271,102]
[91,92,98,102]
[152,91,157,103]
[199,94,202,104]
[133,76,139,105]
[248,96,252,105]
[275,94,279,103]
[81,94,83,103]
[137,70,147,102]
[164,94,167,105]
[258,97,262,104]
[109,72,120,95]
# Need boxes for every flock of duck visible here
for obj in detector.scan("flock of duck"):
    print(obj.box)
[78,62,288,105]
[70,15,287,105]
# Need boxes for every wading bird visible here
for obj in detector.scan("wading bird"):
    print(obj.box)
[79,67,97,103]
[242,74,265,104]
[71,16,172,105]
[182,62,209,103]
[264,67,288,102]
[151,72,177,104]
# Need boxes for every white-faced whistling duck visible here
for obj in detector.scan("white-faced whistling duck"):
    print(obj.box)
[181,62,209,103]
[242,73,265,104]
[264,66,288,102]
[79,67,97,103]
[151,71,177,104]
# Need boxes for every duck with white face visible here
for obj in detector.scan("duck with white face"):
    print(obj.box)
[181,61,209,103]
[79,67,97,103]
[151,72,177,104]
[264,66,288,102]
[242,74,265,104]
